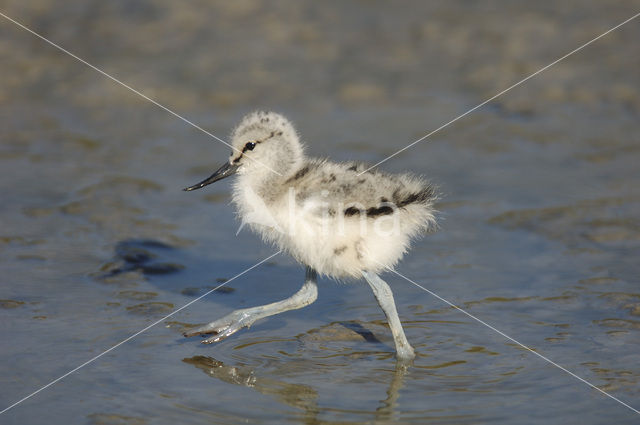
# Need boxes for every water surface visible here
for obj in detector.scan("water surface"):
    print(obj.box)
[1,1,639,424]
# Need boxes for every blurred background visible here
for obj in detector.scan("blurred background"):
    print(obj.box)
[1,1,639,424]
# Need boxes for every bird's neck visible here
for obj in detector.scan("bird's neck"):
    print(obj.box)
[235,156,304,202]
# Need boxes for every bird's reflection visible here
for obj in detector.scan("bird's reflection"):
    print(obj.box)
[183,355,320,421]
[183,347,410,424]
[375,362,410,424]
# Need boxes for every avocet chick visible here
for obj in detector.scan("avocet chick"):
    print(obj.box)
[183,111,437,361]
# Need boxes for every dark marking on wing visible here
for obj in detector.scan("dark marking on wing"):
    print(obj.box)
[333,246,347,255]
[365,205,394,217]
[344,205,394,217]
[394,186,436,207]
[320,173,337,185]
[343,184,435,219]
[286,165,312,183]
[344,206,361,216]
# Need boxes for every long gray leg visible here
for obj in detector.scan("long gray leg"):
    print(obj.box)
[185,267,318,343]
[362,271,415,361]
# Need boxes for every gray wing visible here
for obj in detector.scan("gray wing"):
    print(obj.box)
[285,160,435,218]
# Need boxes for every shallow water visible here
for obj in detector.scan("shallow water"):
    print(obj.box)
[1,1,639,424]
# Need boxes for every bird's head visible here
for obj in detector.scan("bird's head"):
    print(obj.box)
[184,111,304,191]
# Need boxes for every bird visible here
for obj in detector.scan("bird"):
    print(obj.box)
[182,111,437,361]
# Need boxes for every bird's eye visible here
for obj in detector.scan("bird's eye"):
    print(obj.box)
[244,142,256,151]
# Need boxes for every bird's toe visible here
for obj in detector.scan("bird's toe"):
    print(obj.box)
[201,324,242,343]
[184,323,225,338]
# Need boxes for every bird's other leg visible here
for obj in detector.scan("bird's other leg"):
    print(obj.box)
[184,267,318,343]
[362,271,415,361]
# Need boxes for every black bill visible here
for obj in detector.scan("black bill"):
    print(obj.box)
[183,162,239,191]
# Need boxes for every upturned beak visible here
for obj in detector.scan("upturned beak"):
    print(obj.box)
[183,161,239,191]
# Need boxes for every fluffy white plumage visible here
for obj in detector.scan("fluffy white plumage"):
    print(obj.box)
[229,111,437,278]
